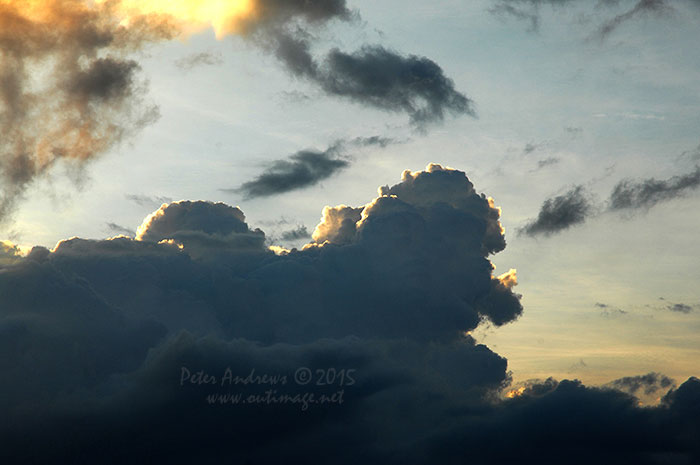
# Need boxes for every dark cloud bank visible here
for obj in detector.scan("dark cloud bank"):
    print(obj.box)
[1,165,698,464]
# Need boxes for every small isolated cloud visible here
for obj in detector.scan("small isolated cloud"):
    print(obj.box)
[608,167,700,211]
[489,3,540,32]
[280,225,311,241]
[595,302,628,318]
[597,0,672,40]
[126,194,174,207]
[520,186,594,236]
[319,46,475,129]
[568,358,588,373]
[231,147,349,199]
[105,222,135,237]
[524,142,542,154]
[667,303,695,314]
[607,372,676,396]
[174,51,224,70]
[535,157,560,170]
[229,136,398,199]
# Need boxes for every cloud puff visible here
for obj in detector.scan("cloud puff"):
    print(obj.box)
[174,51,224,70]
[520,185,594,236]
[1,165,698,463]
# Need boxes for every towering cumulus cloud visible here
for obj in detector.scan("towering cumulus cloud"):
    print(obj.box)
[1,164,698,463]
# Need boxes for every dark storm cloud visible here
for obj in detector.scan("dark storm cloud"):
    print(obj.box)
[608,167,700,211]
[608,372,676,396]
[520,185,594,236]
[174,51,224,70]
[1,165,699,463]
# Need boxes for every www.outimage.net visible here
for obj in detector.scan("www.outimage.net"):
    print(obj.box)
[205,389,346,411]
[180,366,355,411]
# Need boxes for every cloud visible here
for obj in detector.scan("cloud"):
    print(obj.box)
[232,147,350,199]
[595,302,629,317]
[244,3,473,129]
[0,0,471,224]
[608,167,700,211]
[523,164,700,238]
[520,185,594,236]
[0,0,172,223]
[126,194,174,207]
[489,3,540,32]
[535,157,560,169]
[607,372,676,396]
[106,222,136,237]
[229,136,397,199]
[492,0,675,38]
[318,46,474,128]
[666,303,695,314]
[280,225,311,241]
[1,164,699,462]
[174,51,224,70]
[597,0,672,39]
[263,31,475,129]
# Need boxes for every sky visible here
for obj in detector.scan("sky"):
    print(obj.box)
[1,0,700,463]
